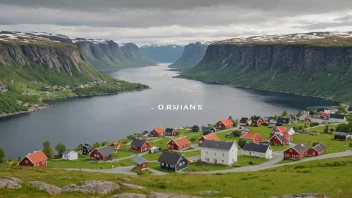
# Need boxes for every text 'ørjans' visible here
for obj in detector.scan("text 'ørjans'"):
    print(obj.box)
[151,103,203,110]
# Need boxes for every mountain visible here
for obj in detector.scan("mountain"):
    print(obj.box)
[179,32,352,102]
[140,45,184,63]
[0,31,148,115]
[169,42,209,69]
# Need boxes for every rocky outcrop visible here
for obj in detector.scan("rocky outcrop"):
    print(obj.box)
[140,45,184,63]
[62,180,120,195]
[112,192,201,198]
[0,176,23,189]
[28,181,62,195]
[121,183,146,190]
[197,190,219,195]
[169,42,208,69]
[270,193,330,198]
[112,193,148,198]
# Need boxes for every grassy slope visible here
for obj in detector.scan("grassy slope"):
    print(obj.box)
[1,156,352,197]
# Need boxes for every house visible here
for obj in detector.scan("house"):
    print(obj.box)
[0,84,8,93]
[286,127,296,135]
[305,114,312,120]
[216,119,233,129]
[165,128,178,136]
[150,127,165,137]
[19,150,48,167]
[112,142,120,150]
[276,117,292,125]
[348,106,352,113]
[307,143,326,156]
[157,152,188,172]
[202,127,216,135]
[200,140,238,165]
[198,133,220,145]
[269,134,289,145]
[131,139,152,152]
[241,142,273,159]
[284,144,307,160]
[192,125,200,132]
[90,146,114,161]
[317,108,329,113]
[320,112,329,119]
[241,133,262,144]
[82,143,94,155]
[329,114,347,123]
[334,132,349,141]
[168,137,191,151]
[62,150,78,161]
[240,117,252,126]
[132,155,148,170]
[250,116,266,126]
[265,117,277,126]
[271,126,287,134]
[149,146,160,153]
[281,131,292,142]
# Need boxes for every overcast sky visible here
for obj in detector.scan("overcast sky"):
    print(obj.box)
[1,0,352,45]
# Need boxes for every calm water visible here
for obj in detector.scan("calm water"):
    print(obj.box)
[0,63,337,158]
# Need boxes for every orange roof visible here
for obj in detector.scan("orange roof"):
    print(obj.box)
[242,133,260,140]
[26,150,48,164]
[203,133,220,141]
[219,119,233,126]
[320,112,329,117]
[172,137,191,146]
[275,126,287,133]
[281,131,291,140]
[113,142,120,146]
[153,127,165,134]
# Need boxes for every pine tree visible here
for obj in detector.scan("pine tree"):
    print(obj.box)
[0,148,5,164]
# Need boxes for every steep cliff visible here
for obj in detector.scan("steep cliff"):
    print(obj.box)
[140,45,184,63]
[180,32,352,102]
[169,42,208,69]
[74,39,156,71]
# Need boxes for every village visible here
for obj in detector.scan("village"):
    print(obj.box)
[12,106,352,175]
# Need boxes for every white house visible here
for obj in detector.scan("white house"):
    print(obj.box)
[200,140,238,166]
[62,150,78,161]
[240,143,273,159]
[328,114,347,123]
[286,127,296,135]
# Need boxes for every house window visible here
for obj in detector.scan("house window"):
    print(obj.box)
[222,160,224,162]
[214,153,216,155]
[25,160,28,164]
[206,151,208,154]
[179,163,182,167]
[222,153,224,156]
[290,149,292,152]
[170,165,174,168]
[207,158,209,161]
[161,163,164,166]
[166,164,169,167]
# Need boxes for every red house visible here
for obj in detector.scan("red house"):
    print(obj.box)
[168,137,191,151]
[320,112,329,119]
[150,127,165,137]
[241,133,262,143]
[271,126,287,134]
[307,143,326,156]
[131,139,151,152]
[250,116,266,126]
[112,142,120,150]
[198,133,220,145]
[269,134,288,145]
[284,144,307,160]
[132,156,148,170]
[216,119,233,129]
[19,150,48,167]
[90,146,115,161]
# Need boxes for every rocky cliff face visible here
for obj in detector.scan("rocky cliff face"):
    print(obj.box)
[74,39,156,71]
[181,32,352,102]
[169,42,208,69]
[140,45,184,63]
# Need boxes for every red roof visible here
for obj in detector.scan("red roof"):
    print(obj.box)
[113,142,120,147]
[281,131,291,140]
[153,127,165,134]
[172,137,191,146]
[275,126,287,133]
[242,133,260,140]
[26,150,48,164]
[306,114,312,119]
[219,119,233,126]
[202,133,220,141]
[320,112,329,117]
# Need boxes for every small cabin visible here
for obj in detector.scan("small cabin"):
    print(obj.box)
[132,156,148,170]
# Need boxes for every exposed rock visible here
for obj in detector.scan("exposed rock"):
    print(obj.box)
[121,183,146,190]
[111,193,147,198]
[0,176,22,189]
[270,193,330,198]
[169,42,208,69]
[28,181,62,195]
[62,180,120,195]
[197,190,220,195]
[149,192,201,198]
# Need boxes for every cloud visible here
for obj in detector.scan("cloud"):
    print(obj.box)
[0,0,352,44]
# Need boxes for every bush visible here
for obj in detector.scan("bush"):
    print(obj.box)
[232,130,242,137]
[309,122,319,127]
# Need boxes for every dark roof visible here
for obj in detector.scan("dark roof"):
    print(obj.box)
[311,143,326,152]
[334,132,349,136]
[83,144,93,151]
[157,152,184,165]
[192,125,199,128]
[266,117,275,121]
[132,156,147,165]
[277,118,291,124]
[131,139,148,147]
[317,108,328,112]
[63,149,75,155]
[203,127,214,131]
[349,106,352,111]
[292,144,307,154]
[165,128,175,132]
[329,114,346,119]
[251,116,261,121]
[240,117,249,123]
[243,143,270,153]
[201,140,235,150]
[96,146,114,157]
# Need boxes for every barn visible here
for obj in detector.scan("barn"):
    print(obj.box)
[168,137,191,151]
[307,143,326,156]
[19,150,48,167]
[131,139,152,152]
[284,144,307,160]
